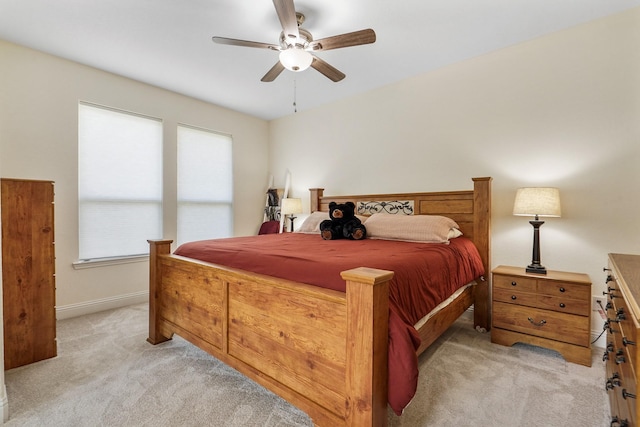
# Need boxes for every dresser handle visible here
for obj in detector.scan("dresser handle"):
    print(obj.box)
[559,303,565,308]
[603,351,609,362]
[511,295,517,300]
[622,389,636,400]
[603,267,611,272]
[623,337,636,347]
[527,317,546,327]
[615,350,626,365]
[606,275,613,283]
[606,373,621,390]
[611,416,630,427]
[511,281,517,286]
[559,287,565,293]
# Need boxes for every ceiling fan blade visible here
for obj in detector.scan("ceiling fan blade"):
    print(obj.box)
[261,61,286,82]
[309,29,376,51]
[273,0,299,40]
[310,56,345,82]
[212,36,279,51]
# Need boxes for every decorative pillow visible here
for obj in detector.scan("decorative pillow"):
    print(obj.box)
[296,211,330,233]
[296,211,368,233]
[365,213,461,243]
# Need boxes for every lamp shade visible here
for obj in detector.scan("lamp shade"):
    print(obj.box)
[513,187,561,218]
[281,198,303,215]
[279,48,313,72]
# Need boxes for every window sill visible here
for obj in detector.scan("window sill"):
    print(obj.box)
[72,255,149,270]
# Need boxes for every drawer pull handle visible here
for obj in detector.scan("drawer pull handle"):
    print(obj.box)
[511,295,517,300]
[606,275,613,283]
[559,287,565,293]
[511,281,517,286]
[611,416,630,427]
[615,350,626,365]
[622,389,636,400]
[527,317,546,327]
[623,337,636,347]
[606,374,622,390]
[559,303,565,308]
[603,351,609,362]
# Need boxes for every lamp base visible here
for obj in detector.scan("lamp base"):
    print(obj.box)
[526,264,547,275]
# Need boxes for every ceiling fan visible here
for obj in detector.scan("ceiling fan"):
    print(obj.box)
[212,0,376,82]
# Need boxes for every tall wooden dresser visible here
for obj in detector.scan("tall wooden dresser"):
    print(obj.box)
[1,178,57,369]
[605,253,640,427]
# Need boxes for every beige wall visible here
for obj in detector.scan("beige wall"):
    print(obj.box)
[269,7,640,327]
[0,40,270,314]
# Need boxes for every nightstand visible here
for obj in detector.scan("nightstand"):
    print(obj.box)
[491,265,592,366]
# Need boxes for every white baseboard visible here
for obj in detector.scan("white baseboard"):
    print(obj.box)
[56,291,149,320]
[0,384,8,423]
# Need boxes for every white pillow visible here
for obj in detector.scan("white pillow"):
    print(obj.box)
[365,213,461,243]
[296,211,330,233]
[296,211,369,234]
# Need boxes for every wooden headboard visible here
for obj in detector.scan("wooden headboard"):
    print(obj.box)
[309,177,492,325]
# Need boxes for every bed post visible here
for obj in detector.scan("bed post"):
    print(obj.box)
[472,177,492,331]
[147,239,173,345]
[341,267,394,427]
[309,188,324,212]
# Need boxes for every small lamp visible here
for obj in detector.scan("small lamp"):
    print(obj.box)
[513,187,561,275]
[281,198,303,232]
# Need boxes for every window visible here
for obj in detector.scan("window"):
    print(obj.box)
[177,125,233,246]
[78,103,163,260]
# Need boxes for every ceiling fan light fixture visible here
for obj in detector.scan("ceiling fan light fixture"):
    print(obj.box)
[279,47,312,72]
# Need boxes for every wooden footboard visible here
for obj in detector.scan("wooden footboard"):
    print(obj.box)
[148,240,393,426]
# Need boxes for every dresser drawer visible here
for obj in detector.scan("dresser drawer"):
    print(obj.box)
[494,284,589,316]
[493,301,589,347]
[536,294,589,316]
[542,279,590,300]
[493,287,537,306]
[494,274,537,293]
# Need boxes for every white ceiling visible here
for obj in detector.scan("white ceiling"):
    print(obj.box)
[1,0,639,120]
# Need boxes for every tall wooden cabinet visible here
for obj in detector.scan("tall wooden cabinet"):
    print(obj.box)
[1,178,56,370]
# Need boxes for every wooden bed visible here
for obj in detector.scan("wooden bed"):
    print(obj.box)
[147,177,492,426]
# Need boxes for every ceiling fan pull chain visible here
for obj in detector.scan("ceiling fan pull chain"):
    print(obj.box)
[293,78,297,113]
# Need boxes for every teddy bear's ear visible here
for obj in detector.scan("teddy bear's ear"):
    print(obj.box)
[329,202,337,209]
[345,202,355,209]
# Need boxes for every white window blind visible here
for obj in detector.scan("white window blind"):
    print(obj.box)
[78,103,163,260]
[177,125,233,246]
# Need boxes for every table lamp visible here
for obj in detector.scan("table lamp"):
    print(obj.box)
[281,198,302,232]
[513,187,561,274]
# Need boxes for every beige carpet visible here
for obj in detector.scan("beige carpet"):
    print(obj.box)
[4,304,609,426]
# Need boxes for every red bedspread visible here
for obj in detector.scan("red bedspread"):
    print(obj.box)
[175,233,484,414]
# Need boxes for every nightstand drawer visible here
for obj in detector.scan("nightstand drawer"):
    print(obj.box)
[542,280,590,300]
[494,274,537,293]
[493,301,590,347]
[536,294,589,316]
[493,287,537,306]
[493,286,589,316]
